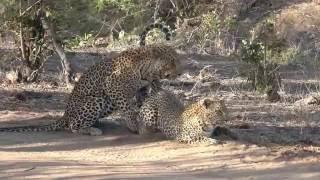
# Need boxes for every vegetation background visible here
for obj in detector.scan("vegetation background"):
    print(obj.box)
[1,0,320,90]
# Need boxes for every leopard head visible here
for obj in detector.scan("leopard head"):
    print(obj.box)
[147,44,182,81]
[198,98,229,132]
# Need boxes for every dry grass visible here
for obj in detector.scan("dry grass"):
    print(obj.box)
[276,2,320,48]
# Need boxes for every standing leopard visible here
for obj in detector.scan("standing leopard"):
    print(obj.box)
[137,90,229,144]
[0,45,182,135]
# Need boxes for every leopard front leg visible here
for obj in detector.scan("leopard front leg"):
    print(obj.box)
[176,128,221,145]
[65,95,112,136]
[112,95,139,133]
[176,135,220,144]
[137,103,158,135]
[108,76,157,133]
[135,79,161,108]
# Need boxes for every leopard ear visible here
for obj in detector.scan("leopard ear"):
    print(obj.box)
[202,99,213,109]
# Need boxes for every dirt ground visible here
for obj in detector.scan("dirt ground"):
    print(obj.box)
[1,50,320,179]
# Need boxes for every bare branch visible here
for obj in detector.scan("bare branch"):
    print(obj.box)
[169,0,176,8]
[19,0,27,61]
[153,0,161,22]
[19,0,43,17]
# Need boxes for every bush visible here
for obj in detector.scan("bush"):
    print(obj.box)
[240,38,281,101]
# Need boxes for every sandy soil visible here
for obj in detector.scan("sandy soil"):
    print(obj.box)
[1,52,320,179]
[1,117,320,180]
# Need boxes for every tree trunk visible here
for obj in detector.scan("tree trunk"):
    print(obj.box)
[40,13,74,86]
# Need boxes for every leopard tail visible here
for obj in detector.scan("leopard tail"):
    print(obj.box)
[139,22,172,46]
[0,118,68,133]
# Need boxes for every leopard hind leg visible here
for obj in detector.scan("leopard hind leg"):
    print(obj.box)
[66,96,113,136]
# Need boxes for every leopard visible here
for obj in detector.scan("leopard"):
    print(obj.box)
[135,22,174,107]
[137,90,229,144]
[0,24,181,135]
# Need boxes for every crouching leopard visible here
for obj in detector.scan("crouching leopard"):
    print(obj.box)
[137,90,229,144]
[0,24,182,136]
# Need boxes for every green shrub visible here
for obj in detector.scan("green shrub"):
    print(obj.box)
[240,39,281,96]
[240,39,265,64]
